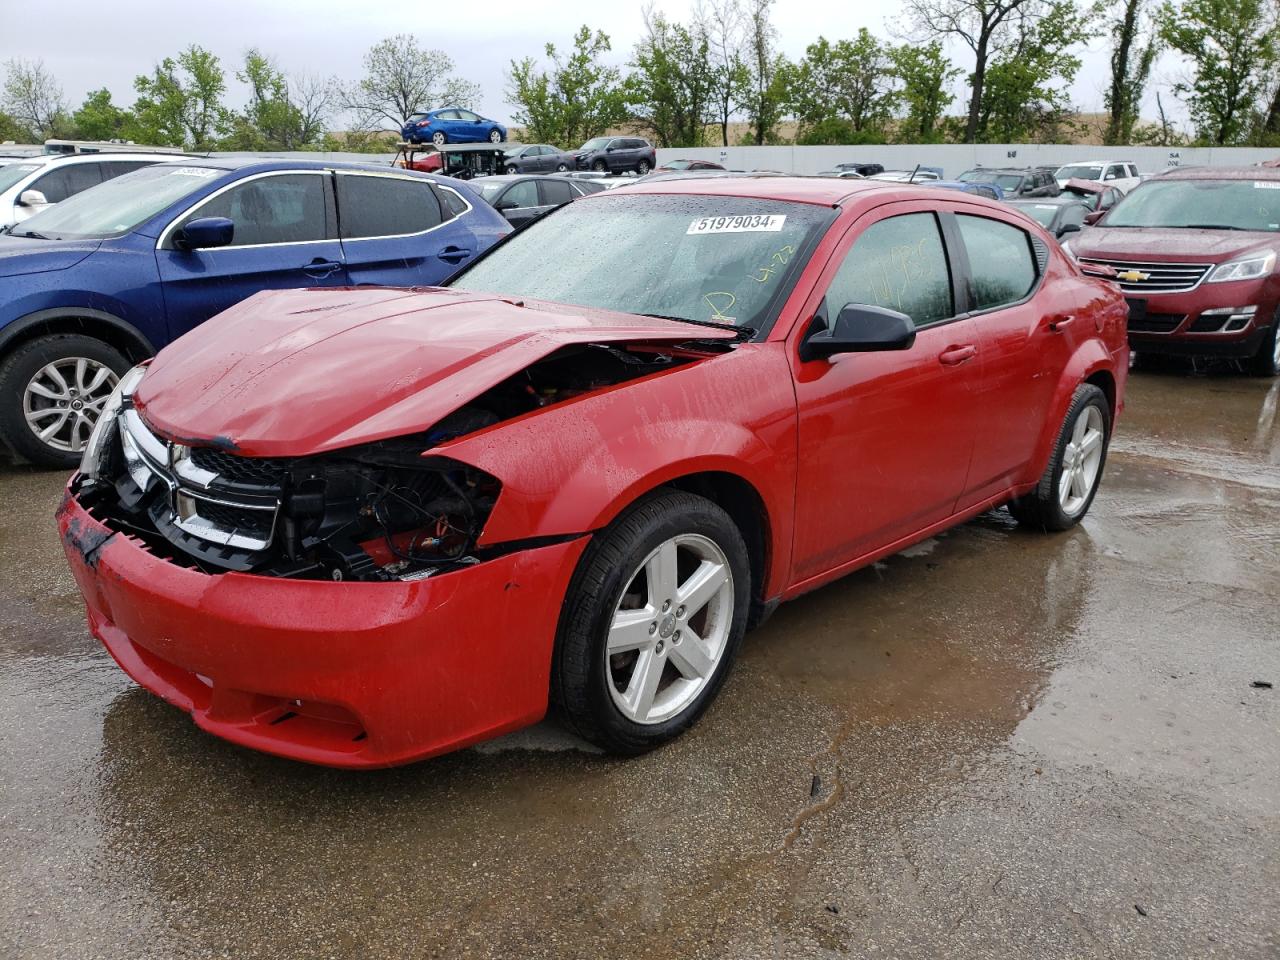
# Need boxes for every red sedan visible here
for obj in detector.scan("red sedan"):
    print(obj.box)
[59,177,1129,768]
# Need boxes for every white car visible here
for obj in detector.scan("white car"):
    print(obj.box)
[1053,160,1142,195]
[0,153,180,229]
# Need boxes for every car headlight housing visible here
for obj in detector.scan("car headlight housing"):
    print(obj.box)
[79,363,147,481]
[1207,251,1276,283]
[1061,239,1077,261]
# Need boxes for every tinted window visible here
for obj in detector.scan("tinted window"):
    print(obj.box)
[498,180,539,209]
[826,213,953,327]
[186,174,327,246]
[438,110,460,120]
[539,179,574,205]
[337,174,442,238]
[437,185,468,220]
[100,160,157,180]
[574,180,607,195]
[32,163,102,203]
[957,215,1037,311]
[1059,205,1086,229]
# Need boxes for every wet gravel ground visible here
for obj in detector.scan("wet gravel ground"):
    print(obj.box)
[1,362,1278,959]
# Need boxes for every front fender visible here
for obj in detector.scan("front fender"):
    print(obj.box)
[438,344,799,597]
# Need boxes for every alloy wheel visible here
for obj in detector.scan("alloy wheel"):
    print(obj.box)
[432,132,446,146]
[1059,404,1105,515]
[489,129,502,143]
[606,534,734,725]
[23,357,119,454]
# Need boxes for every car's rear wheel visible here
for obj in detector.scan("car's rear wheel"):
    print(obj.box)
[556,163,568,172]
[1007,383,1110,531]
[505,164,518,175]
[488,129,502,143]
[592,160,607,173]
[1247,322,1280,377]
[552,490,750,754]
[0,334,130,469]
[431,131,447,146]
[637,159,651,175]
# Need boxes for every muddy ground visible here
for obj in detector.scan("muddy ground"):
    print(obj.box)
[1,364,1277,959]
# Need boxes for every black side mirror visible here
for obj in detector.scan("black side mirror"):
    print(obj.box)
[174,216,234,251]
[799,303,916,362]
[1057,223,1082,238]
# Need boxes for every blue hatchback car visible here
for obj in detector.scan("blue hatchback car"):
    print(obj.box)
[0,158,509,465]
[401,108,507,147]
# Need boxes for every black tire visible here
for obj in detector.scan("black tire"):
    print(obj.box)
[1247,323,1280,377]
[556,163,568,172]
[488,129,502,143]
[552,490,751,754]
[637,159,651,175]
[0,333,130,469]
[592,160,608,173]
[1007,383,1111,532]
[505,165,518,175]
[431,131,447,146]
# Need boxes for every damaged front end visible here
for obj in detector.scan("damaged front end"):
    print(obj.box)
[75,341,703,582]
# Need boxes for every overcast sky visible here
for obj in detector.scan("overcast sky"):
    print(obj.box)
[0,0,1189,130]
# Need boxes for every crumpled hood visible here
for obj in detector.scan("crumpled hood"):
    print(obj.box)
[0,235,101,278]
[1075,226,1278,263]
[134,286,734,456]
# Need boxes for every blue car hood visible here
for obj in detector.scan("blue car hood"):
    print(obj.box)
[0,236,101,279]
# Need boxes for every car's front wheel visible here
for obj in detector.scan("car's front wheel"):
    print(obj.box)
[1248,322,1280,377]
[1008,383,1111,531]
[488,129,503,143]
[431,131,447,146]
[553,490,750,754]
[0,333,130,469]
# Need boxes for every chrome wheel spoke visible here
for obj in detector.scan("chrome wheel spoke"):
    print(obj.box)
[25,406,65,424]
[27,381,66,401]
[40,362,70,397]
[608,607,655,653]
[676,559,728,619]
[37,411,70,440]
[1080,428,1103,459]
[1058,465,1074,503]
[645,540,678,606]
[1071,411,1089,445]
[668,627,714,680]
[623,648,663,721]
[1070,465,1089,500]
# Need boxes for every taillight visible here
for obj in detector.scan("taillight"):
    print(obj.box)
[417,120,430,127]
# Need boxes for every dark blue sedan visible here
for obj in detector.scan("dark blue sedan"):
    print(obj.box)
[401,108,507,146]
[0,158,509,465]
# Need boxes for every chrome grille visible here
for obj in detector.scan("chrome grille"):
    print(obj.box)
[118,409,281,552]
[1078,258,1211,294]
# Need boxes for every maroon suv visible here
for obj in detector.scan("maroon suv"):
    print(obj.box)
[1067,166,1280,375]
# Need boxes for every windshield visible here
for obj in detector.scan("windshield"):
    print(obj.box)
[0,163,40,193]
[1016,203,1061,227]
[1056,165,1104,181]
[450,194,833,333]
[1104,179,1280,232]
[10,164,220,240]
[580,138,610,151]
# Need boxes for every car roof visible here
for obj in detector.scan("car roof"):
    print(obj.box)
[1061,159,1132,165]
[1009,196,1083,206]
[583,174,982,208]
[1155,165,1280,181]
[151,157,458,179]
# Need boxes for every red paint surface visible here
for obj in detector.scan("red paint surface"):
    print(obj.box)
[64,178,1129,766]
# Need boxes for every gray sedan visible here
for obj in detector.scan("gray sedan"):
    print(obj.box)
[502,144,575,175]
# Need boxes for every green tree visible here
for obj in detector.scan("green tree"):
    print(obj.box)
[1157,0,1279,145]
[506,27,630,146]
[342,35,480,133]
[2,59,68,140]
[889,42,961,143]
[0,110,30,142]
[223,49,327,150]
[741,0,789,144]
[70,89,133,141]
[629,11,717,147]
[787,32,896,143]
[1104,0,1160,144]
[131,45,232,149]
[974,0,1090,142]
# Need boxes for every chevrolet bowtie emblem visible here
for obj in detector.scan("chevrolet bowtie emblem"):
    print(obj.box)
[1116,269,1150,282]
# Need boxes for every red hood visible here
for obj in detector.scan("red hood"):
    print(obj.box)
[134,287,734,456]
[1075,226,1279,262]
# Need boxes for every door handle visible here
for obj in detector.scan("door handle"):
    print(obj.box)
[302,258,342,279]
[938,344,977,366]
[1047,314,1074,332]
[437,246,473,264]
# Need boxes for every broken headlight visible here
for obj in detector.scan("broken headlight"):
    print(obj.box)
[80,363,146,481]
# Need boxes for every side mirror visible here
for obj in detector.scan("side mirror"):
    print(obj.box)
[799,303,916,362]
[1058,223,1082,238]
[1083,210,1105,226]
[17,189,48,207]
[173,216,234,251]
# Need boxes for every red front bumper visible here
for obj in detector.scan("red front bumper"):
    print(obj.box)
[58,489,587,768]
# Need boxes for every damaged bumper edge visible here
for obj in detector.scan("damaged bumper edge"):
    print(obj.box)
[57,487,588,768]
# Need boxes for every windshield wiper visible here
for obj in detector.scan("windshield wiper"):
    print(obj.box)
[643,313,753,337]
[1177,224,1246,231]
[15,229,51,240]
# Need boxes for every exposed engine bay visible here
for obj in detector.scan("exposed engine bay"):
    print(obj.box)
[76,342,705,582]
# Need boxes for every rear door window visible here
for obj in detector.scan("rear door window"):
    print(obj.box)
[538,179,574,206]
[498,179,539,210]
[956,215,1038,311]
[337,174,443,238]
[826,212,954,328]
